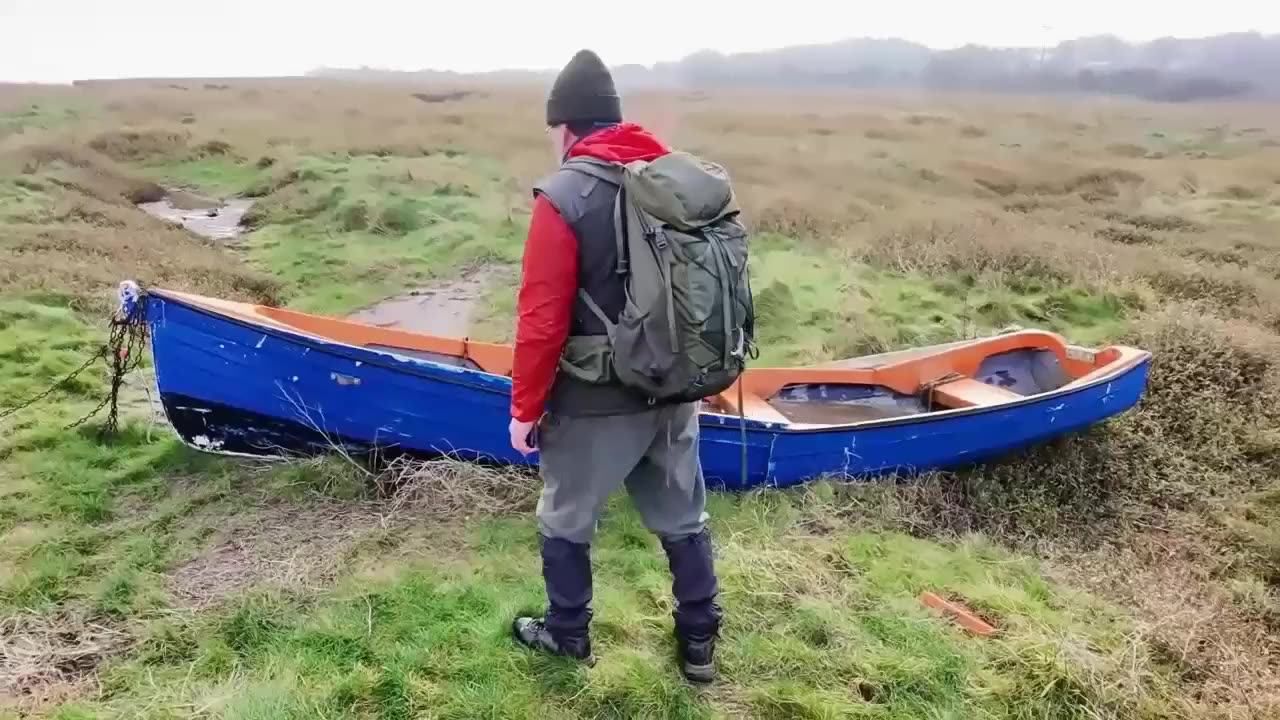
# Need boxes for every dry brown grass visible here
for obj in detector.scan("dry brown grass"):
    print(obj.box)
[0,611,131,713]
[0,141,279,311]
[164,455,538,611]
[1048,530,1280,714]
[166,498,385,610]
[371,456,540,519]
[820,305,1280,715]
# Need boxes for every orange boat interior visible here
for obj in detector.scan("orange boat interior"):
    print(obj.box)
[162,290,1149,427]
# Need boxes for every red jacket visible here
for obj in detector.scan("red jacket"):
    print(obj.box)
[510,123,671,422]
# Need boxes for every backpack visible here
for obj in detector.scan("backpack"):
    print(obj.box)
[557,151,756,403]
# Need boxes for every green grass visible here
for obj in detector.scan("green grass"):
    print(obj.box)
[0,100,93,138]
[143,153,527,314]
[0,299,116,439]
[466,232,1132,355]
[0,298,224,617]
[141,156,269,197]
[741,234,1130,365]
[55,490,1184,719]
[0,176,53,221]
[134,152,1134,359]
[0,125,1200,718]
[0,298,1184,718]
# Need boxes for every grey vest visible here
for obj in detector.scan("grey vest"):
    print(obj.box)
[533,165,654,417]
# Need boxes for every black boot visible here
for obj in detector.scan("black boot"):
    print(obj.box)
[512,617,594,664]
[513,535,595,664]
[662,528,723,683]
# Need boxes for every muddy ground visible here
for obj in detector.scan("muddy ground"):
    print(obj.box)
[345,271,495,337]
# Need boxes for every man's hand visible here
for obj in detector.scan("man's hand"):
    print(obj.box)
[509,417,537,455]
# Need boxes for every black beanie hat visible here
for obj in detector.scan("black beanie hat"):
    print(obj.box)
[546,49,622,127]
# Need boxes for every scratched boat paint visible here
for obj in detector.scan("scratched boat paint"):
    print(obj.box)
[132,286,1152,489]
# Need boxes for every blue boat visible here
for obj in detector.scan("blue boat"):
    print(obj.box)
[121,282,1151,489]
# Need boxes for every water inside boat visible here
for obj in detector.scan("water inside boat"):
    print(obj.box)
[760,349,1074,424]
[767,384,927,424]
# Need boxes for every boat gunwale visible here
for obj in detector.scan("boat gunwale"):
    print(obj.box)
[145,288,1152,436]
[700,355,1149,434]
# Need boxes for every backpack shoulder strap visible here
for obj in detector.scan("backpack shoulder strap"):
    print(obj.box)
[561,156,623,187]
[562,157,630,277]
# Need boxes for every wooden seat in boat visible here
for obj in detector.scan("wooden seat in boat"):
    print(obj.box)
[927,377,1022,409]
[713,386,792,424]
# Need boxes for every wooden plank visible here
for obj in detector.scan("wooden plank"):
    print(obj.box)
[928,378,1022,409]
[714,383,792,424]
[920,592,997,637]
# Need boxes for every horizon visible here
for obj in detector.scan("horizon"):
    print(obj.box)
[2,0,1278,84]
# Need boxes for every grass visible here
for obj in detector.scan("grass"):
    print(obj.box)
[232,153,526,313]
[746,233,1131,364]
[0,175,54,222]
[41,492,1189,719]
[141,156,267,197]
[0,301,201,617]
[111,147,527,314]
[2,79,1280,717]
[477,232,1133,362]
[0,99,92,139]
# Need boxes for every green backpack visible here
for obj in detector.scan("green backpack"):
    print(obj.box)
[557,151,756,403]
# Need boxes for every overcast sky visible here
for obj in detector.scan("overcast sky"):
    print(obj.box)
[2,0,1276,83]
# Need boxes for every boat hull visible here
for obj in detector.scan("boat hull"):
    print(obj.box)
[145,293,1150,489]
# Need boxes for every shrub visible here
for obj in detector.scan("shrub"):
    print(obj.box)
[1104,212,1199,232]
[1221,184,1261,200]
[1107,143,1148,158]
[338,201,370,231]
[1096,226,1158,245]
[409,90,475,104]
[194,139,233,156]
[88,129,189,162]
[375,201,421,235]
[1145,266,1258,309]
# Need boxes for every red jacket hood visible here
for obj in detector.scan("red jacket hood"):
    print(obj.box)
[568,123,669,164]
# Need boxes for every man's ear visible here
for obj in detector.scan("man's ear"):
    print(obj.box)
[559,127,581,163]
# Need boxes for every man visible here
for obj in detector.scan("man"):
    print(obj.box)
[507,49,723,683]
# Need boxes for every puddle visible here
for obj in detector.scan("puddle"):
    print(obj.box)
[137,190,252,242]
[346,271,494,338]
[768,398,924,425]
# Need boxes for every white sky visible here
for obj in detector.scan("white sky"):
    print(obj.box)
[1,0,1277,83]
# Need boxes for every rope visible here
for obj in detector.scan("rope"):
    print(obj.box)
[919,372,966,410]
[738,378,748,489]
